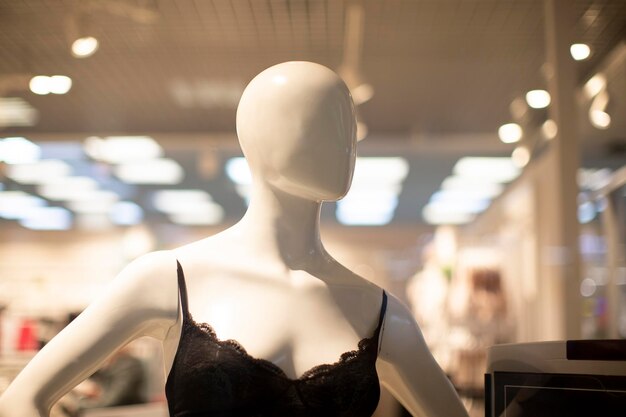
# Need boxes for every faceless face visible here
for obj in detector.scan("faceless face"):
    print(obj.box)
[237,62,357,201]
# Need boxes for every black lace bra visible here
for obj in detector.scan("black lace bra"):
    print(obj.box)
[165,261,388,417]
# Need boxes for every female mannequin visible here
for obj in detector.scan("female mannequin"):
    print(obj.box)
[0,62,468,417]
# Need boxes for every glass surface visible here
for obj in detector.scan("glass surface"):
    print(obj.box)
[492,371,626,417]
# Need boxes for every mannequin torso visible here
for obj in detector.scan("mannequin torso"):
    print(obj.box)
[0,62,469,417]
[167,235,383,381]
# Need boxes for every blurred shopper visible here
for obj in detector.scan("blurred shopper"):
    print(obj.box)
[406,243,452,370]
[449,268,513,392]
[78,346,147,412]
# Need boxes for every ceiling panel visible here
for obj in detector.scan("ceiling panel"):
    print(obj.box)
[0,0,622,138]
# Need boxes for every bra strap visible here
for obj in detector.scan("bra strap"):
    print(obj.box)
[375,290,388,353]
[376,291,388,330]
[376,290,387,333]
[176,260,191,319]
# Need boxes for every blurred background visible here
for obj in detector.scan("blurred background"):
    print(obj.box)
[0,0,625,416]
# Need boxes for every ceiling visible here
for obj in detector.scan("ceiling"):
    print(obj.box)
[0,0,625,228]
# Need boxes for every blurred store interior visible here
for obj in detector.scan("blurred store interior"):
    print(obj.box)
[0,0,625,416]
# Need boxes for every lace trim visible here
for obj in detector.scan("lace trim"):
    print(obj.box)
[184,318,377,382]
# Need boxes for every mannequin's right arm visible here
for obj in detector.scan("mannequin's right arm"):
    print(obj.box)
[0,250,180,417]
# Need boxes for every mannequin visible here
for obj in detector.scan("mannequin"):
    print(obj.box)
[0,62,468,417]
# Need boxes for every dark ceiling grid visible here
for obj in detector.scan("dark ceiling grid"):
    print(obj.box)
[576,0,626,80]
[306,0,326,51]
[324,0,344,60]
[231,1,260,48]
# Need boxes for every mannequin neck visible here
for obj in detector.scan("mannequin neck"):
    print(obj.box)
[234,181,326,270]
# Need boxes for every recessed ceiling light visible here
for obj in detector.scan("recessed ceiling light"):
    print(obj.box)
[589,110,611,129]
[584,74,606,98]
[29,76,51,95]
[29,75,72,95]
[541,119,558,140]
[48,76,72,94]
[570,43,591,61]
[71,36,99,58]
[498,123,523,144]
[512,146,531,168]
[525,90,551,109]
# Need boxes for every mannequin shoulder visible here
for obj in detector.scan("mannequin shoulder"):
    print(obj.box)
[379,293,429,358]
[117,250,178,281]
[106,250,180,314]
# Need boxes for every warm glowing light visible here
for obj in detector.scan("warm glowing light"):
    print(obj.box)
[512,146,530,168]
[0,137,41,164]
[29,76,50,95]
[590,110,611,129]
[497,123,523,144]
[584,74,606,98]
[525,90,551,109]
[570,43,591,61]
[352,83,374,105]
[541,119,558,140]
[48,76,72,94]
[356,122,368,141]
[115,158,184,184]
[29,75,72,95]
[71,36,99,58]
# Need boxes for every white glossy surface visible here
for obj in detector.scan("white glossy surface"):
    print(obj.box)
[0,61,467,417]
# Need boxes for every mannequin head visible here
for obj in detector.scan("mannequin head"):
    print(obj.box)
[236,62,357,201]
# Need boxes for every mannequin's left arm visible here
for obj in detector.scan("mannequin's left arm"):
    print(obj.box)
[376,294,469,417]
